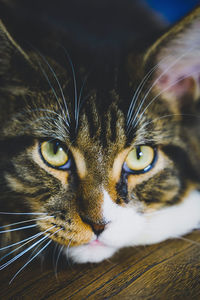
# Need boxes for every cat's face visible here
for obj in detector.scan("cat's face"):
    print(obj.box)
[1,8,200,264]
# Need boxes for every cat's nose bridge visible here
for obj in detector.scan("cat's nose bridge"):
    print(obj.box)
[78,177,106,223]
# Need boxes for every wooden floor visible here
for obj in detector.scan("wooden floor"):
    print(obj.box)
[0,230,200,300]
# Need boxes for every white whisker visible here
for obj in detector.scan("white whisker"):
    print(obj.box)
[0,226,56,262]
[0,235,49,270]
[28,227,63,262]
[9,240,52,284]
[22,116,64,133]
[62,47,77,129]
[0,232,45,251]
[127,65,156,129]
[37,61,67,123]
[129,46,196,132]
[55,244,64,279]
[76,74,89,131]
[0,212,47,215]
[0,215,53,229]
[126,57,170,131]
[139,113,200,132]
[9,227,63,284]
[176,235,200,247]
[0,224,38,233]
[27,108,69,127]
[66,236,75,267]
[0,226,56,271]
[38,53,71,126]
[134,68,200,128]
[0,224,38,234]
[52,243,59,269]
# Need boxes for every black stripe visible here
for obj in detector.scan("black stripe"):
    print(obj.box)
[109,106,117,142]
[116,171,128,203]
[100,113,108,148]
[85,102,97,139]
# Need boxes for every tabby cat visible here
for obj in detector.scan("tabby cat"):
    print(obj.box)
[1,6,200,276]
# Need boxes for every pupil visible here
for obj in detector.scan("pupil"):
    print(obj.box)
[136,146,143,160]
[53,141,59,155]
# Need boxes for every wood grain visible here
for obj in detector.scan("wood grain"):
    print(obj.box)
[0,230,200,299]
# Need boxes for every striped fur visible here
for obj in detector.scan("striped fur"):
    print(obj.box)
[1,7,200,264]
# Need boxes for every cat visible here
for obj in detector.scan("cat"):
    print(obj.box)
[1,3,200,279]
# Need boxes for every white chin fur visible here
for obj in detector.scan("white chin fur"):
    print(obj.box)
[64,190,200,263]
[67,244,117,263]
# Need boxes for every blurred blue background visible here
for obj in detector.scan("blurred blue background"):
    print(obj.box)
[145,0,200,23]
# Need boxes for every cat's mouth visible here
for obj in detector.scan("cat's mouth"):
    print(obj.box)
[67,237,117,263]
[87,239,105,247]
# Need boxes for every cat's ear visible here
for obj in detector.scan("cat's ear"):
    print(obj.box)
[144,7,200,110]
[0,19,35,91]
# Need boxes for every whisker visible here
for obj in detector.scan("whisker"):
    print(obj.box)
[126,57,170,130]
[139,113,200,131]
[0,224,38,234]
[37,61,69,126]
[0,212,47,215]
[55,244,64,279]
[62,47,77,129]
[27,108,68,126]
[9,240,52,284]
[28,108,63,117]
[22,116,61,132]
[176,236,200,247]
[0,226,56,270]
[134,68,200,128]
[52,243,59,269]
[9,228,63,284]
[0,232,46,251]
[76,74,89,131]
[127,65,156,130]
[37,52,71,126]
[78,90,94,111]
[28,227,63,262]
[129,46,196,132]
[0,215,53,229]
[0,226,56,263]
[66,236,74,267]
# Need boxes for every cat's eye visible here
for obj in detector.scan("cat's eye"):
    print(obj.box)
[39,141,71,170]
[123,146,157,174]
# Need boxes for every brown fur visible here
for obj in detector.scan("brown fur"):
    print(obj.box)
[1,6,200,256]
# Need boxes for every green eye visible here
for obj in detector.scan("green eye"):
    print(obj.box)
[40,141,70,169]
[124,146,156,174]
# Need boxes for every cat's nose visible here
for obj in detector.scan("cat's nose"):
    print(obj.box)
[81,216,106,236]
[91,223,106,236]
